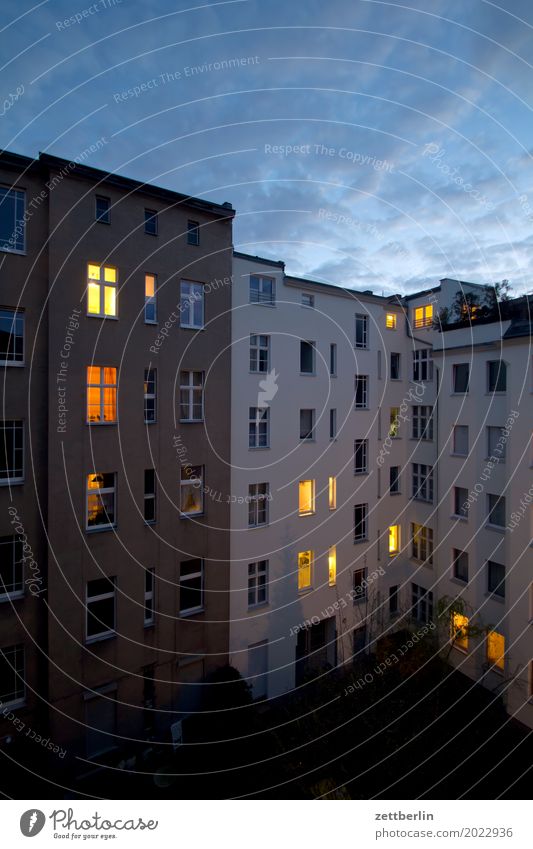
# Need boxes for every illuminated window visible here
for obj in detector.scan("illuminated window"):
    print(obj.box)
[328,546,336,586]
[179,371,203,422]
[86,473,116,530]
[87,264,117,317]
[328,476,337,510]
[299,480,315,516]
[452,612,469,651]
[180,466,203,515]
[144,274,157,323]
[87,366,117,423]
[298,550,312,591]
[486,631,505,671]
[144,368,156,423]
[389,407,400,438]
[386,313,397,329]
[413,303,433,328]
[389,525,400,555]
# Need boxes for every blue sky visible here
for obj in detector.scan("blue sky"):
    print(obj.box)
[2,0,533,295]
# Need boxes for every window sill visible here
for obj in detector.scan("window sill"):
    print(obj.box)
[179,512,205,519]
[0,479,24,486]
[86,525,117,534]
[450,576,468,587]
[451,452,468,458]
[249,302,276,308]
[87,314,119,320]
[248,523,269,530]
[298,587,313,595]
[353,596,367,605]
[249,446,270,451]
[485,592,505,604]
[451,392,469,396]
[353,538,368,545]
[485,392,506,397]
[329,373,337,378]
[0,698,26,710]
[0,592,24,602]
[86,632,116,645]
[180,325,205,331]
[87,421,117,426]
[389,491,401,496]
[180,419,204,424]
[179,607,205,618]
[249,369,270,375]
[300,372,316,377]
[355,407,369,412]
[354,471,369,476]
[144,520,156,526]
[144,421,157,425]
[247,601,269,610]
[144,320,158,325]
[0,248,26,256]
[412,497,433,504]
[451,514,468,521]
[0,361,24,367]
[299,438,316,443]
[484,523,506,533]
[144,622,155,630]
[298,513,315,518]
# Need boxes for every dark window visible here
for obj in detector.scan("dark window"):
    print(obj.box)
[487,493,505,528]
[454,487,469,518]
[453,363,469,393]
[179,559,204,614]
[0,420,23,482]
[488,560,505,598]
[411,583,433,622]
[453,425,469,455]
[144,368,156,423]
[144,209,158,235]
[86,577,116,639]
[249,407,269,448]
[250,334,269,373]
[413,349,433,382]
[412,406,433,440]
[248,483,269,527]
[144,469,156,523]
[354,504,368,542]
[144,569,155,625]
[0,536,24,597]
[354,375,368,409]
[329,343,337,376]
[0,309,24,364]
[353,568,367,601]
[390,352,400,380]
[142,664,156,732]
[389,585,399,615]
[248,560,268,607]
[487,360,506,392]
[412,463,433,502]
[95,196,110,224]
[329,409,337,439]
[389,465,400,494]
[0,187,25,252]
[354,439,368,474]
[355,314,368,348]
[453,549,469,582]
[187,220,200,245]
[300,340,315,374]
[0,644,25,704]
[299,409,315,440]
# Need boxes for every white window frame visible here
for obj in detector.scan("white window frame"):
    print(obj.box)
[412,405,433,440]
[453,486,469,519]
[413,304,433,328]
[412,463,433,503]
[413,349,433,382]
[144,368,157,423]
[86,366,117,424]
[249,407,269,448]
[179,370,204,422]
[86,577,116,642]
[354,375,368,409]
[248,560,269,607]
[87,263,117,318]
[144,273,157,323]
[411,523,433,564]
[86,472,116,531]
[180,466,204,516]
[354,503,368,542]
[187,219,200,246]
[248,483,269,527]
[249,274,275,305]
[354,439,368,474]
[144,468,156,524]
[411,582,433,622]
[179,559,204,615]
[180,280,204,329]
[355,313,368,348]
[0,308,24,365]
[301,293,314,308]
[144,568,155,626]
[0,420,24,484]
[250,334,270,373]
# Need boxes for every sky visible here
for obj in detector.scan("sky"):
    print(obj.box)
[1,0,533,296]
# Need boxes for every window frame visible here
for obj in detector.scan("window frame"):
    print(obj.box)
[95,195,110,224]
[300,340,316,375]
[411,523,433,565]
[248,560,269,607]
[301,293,314,308]
[297,550,313,591]
[86,577,116,642]
[413,348,433,382]
[386,312,397,330]
[144,468,156,524]
[144,568,155,626]
[86,366,117,424]
[329,408,337,440]
[354,503,368,542]
[411,582,433,623]
[453,363,470,394]
[412,405,433,441]
[412,463,434,503]
[354,374,369,409]
[180,280,204,329]
[453,486,469,519]
[179,370,204,422]
[248,483,269,527]
[144,209,158,236]
[487,559,505,599]
[487,493,506,529]
[87,263,118,318]
[249,334,270,373]
[0,308,24,365]
[144,273,157,323]
[86,472,117,531]
[329,343,337,376]
[0,535,24,600]
[298,479,316,516]
[144,368,157,424]
[487,360,507,393]
[179,558,205,615]
[452,548,469,582]
[353,568,367,602]
[249,406,269,449]
[389,465,400,494]
[452,425,469,456]
[354,438,368,474]
[187,219,200,246]
[0,419,24,485]
[355,313,368,348]
[299,408,315,441]
[0,644,25,707]
[328,476,337,510]
[180,465,204,516]
[249,274,275,306]
[413,304,433,328]
[0,186,26,254]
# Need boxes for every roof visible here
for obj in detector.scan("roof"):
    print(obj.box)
[503,320,533,339]
[233,251,285,268]
[0,149,234,218]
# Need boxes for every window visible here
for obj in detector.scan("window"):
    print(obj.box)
[249,407,269,448]
[412,463,433,502]
[354,439,368,474]
[0,420,23,483]
[329,408,337,439]
[353,568,367,601]
[179,370,203,421]
[329,343,337,376]
[301,293,314,308]
[86,577,116,640]
[488,560,505,598]
[389,465,400,494]
[187,220,200,246]
[452,549,469,582]
[0,309,24,364]
[390,353,400,380]
[389,585,399,615]
[250,334,269,373]
[95,196,110,223]
[487,360,506,393]
[144,209,158,235]
[300,340,315,374]
[355,313,368,348]
[354,375,368,409]
[487,426,506,460]
[411,523,433,565]
[452,612,469,651]
[180,466,203,515]
[87,264,117,317]
[487,631,505,671]
[179,559,204,614]
[389,407,400,438]
[142,665,156,733]
[453,363,469,393]
[248,483,269,527]
[386,313,397,329]
[298,480,315,516]
[85,691,117,758]
[0,644,25,705]
[299,409,315,440]
[144,569,155,626]
[144,368,156,423]
[180,280,204,329]
[248,560,268,607]
[0,187,25,252]
[412,406,433,440]
[411,583,433,623]
[453,425,469,456]
[298,550,312,591]
[250,274,275,305]
[328,476,337,510]
[144,273,157,322]
[0,536,23,598]
[86,473,116,530]
[87,366,117,423]
[413,349,433,382]
[413,303,433,328]
[144,469,156,523]
[328,546,336,586]
[453,487,468,519]
[354,503,368,542]
[389,525,400,555]
[487,494,505,528]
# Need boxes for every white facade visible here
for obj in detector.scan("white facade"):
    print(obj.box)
[229,256,533,730]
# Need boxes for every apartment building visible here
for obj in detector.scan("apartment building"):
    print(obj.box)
[0,149,234,774]
[229,259,533,731]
